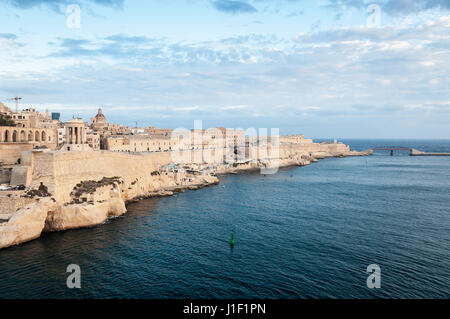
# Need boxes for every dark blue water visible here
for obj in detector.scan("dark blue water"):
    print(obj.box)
[0,139,449,299]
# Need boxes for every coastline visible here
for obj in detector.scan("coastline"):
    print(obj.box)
[0,144,372,250]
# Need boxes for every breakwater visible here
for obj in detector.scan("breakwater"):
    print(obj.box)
[410,148,450,156]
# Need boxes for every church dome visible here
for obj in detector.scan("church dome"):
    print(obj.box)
[94,108,107,123]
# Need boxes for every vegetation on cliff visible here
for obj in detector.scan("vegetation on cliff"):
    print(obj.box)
[24,183,52,198]
[71,177,122,199]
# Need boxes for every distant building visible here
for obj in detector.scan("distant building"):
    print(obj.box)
[86,130,100,150]
[52,112,61,121]
[279,135,312,144]
[57,127,66,145]
[90,108,109,131]
[0,107,58,146]
[60,118,92,151]
[145,126,173,138]
[105,135,178,153]
[0,105,60,164]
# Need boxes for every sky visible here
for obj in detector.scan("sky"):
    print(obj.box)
[0,0,449,138]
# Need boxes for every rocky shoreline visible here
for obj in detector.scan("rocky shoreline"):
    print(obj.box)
[0,147,372,250]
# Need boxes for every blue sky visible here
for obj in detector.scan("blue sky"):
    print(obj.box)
[0,0,449,138]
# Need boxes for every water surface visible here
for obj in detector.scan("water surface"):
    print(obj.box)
[0,139,449,298]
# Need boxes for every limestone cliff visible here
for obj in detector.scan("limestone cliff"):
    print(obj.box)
[0,198,57,249]
[44,181,127,232]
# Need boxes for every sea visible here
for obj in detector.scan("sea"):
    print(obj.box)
[0,139,449,299]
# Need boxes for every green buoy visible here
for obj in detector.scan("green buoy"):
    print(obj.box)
[230,230,235,247]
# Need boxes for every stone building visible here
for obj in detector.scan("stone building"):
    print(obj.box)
[90,108,132,136]
[185,127,245,150]
[105,135,179,153]
[0,107,58,145]
[60,118,92,151]
[104,127,245,154]
[0,106,59,164]
[145,126,173,138]
[86,130,100,150]
[279,135,312,144]
[57,128,66,146]
[90,108,109,131]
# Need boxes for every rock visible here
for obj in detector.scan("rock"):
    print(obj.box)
[311,152,333,159]
[344,149,373,156]
[0,198,57,249]
[0,214,13,222]
[44,197,126,232]
[40,181,128,232]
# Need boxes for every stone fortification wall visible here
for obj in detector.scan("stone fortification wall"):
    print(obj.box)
[0,143,34,165]
[27,150,173,203]
[23,141,350,204]
[0,168,11,184]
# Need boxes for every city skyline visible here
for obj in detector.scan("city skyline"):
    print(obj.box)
[1,0,450,138]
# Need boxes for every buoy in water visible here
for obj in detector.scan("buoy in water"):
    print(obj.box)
[230,230,235,247]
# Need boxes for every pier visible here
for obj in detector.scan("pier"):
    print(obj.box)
[371,146,450,156]
[410,149,450,156]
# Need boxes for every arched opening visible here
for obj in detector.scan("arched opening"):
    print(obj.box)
[20,130,26,142]
[28,131,33,142]
[35,131,40,142]
[4,130,9,142]
[12,130,17,143]
[41,131,46,143]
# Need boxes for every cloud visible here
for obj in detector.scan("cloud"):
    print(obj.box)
[211,0,258,14]
[325,0,450,16]
[286,10,304,17]
[0,32,24,48]
[48,33,284,66]
[220,105,248,110]
[0,0,124,11]
[383,0,450,15]
[297,15,450,43]
[0,33,17,40]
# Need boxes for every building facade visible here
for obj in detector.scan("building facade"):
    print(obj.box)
[0,107,58,148]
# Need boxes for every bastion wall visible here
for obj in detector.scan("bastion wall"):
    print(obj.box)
[19,141,350,204]
[0,143,35,165]
[0,168,11,184]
